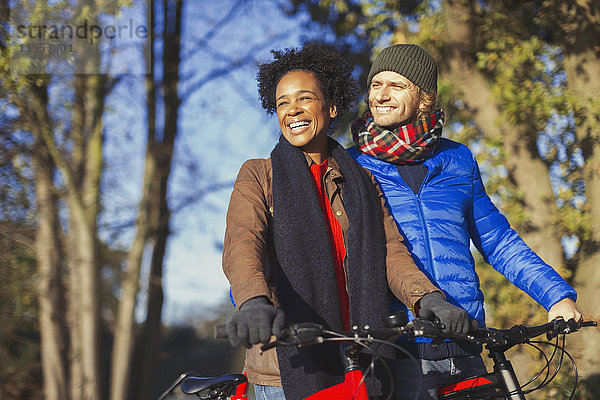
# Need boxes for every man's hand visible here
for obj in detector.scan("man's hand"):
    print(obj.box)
[418,292,470,334]
[548,297,583,323]
[226,296,285,348]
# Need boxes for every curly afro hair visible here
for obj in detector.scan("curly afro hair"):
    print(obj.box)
[257,42,359,119]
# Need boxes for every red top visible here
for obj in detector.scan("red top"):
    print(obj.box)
[309,159,350,330]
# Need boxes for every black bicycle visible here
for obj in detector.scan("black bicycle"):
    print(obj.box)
[159,315,596,399]
[437,318,596,399]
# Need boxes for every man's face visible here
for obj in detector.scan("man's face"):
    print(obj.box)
[368,71,420,129]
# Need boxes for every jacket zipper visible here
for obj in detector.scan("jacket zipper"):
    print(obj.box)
[396,165,436,282]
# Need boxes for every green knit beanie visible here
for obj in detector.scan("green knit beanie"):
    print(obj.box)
[367,44,438,94]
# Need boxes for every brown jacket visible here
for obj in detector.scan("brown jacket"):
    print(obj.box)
[222,153,440,386]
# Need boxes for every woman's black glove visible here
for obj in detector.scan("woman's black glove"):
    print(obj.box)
[419,292,470,334]
[226,296,285,348]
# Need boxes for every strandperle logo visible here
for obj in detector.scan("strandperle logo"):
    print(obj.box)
[9,2,150,76]
[15,19,148,45]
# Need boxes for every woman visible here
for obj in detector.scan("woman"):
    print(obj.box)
[222,43,450,400]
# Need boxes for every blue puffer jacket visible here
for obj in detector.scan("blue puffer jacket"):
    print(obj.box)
[348,139,577,332]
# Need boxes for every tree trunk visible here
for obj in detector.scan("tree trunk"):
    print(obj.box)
[31,85,69,400]
[65,224,84,399]
[70,70,106,400]
[440,0,565,267]
[109,151,155,400]
[135,3,182,398]
[573,137,600,385]
[559,0,600,382]
[108,8,156,391]
[38,70,106,400]
[8,4,110,399]
[71,199,101,400]
[112,2,182,398]
[134,225,166,400]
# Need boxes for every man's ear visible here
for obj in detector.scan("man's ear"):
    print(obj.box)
[329,104,338,118]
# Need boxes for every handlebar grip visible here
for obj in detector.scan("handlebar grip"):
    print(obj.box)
[215,324,228,339]
[546,319,597,340]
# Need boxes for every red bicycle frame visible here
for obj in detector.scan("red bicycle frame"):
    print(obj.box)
[229,371,249,400]
[234,343,371,400]
[232,369,368,400]
[305,369,368,400]
[230,381,249,400]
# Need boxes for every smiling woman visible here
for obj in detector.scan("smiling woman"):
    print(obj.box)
[274,70,337,163]
[220,43,441,400]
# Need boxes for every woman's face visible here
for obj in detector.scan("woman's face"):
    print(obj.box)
[275,70,337,155]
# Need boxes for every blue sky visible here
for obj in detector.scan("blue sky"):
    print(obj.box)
[99,0,330,325]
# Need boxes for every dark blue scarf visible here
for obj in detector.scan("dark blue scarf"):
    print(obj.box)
[271,136,391,399]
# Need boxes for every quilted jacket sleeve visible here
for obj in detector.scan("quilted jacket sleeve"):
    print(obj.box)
[466,155,577,310]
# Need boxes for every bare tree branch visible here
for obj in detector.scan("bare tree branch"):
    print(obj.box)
[0,222,35,248]
[181,0,248,60]
[180,29,293,102]
[171,180,234,214]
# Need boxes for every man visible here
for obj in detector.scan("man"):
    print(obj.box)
[348,43,583,399]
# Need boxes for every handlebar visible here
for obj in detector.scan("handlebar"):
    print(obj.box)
[474,318,597,348]
[215,317,481,353]
[215,316,597,352]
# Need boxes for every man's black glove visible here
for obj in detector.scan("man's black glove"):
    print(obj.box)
[419,292,470,334]
[226,296,285,348]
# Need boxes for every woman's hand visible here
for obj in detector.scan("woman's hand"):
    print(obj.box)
[226,296,285,348]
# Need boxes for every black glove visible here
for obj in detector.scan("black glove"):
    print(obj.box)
[418,292,470,334]
[226,296,285,348]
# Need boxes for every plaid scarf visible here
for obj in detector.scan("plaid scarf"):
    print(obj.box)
[352,109,445,164]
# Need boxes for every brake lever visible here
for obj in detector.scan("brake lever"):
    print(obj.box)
[260,340,285,353]
[546,318,597,340]
[409,318,444,338]
[260,322,325,353]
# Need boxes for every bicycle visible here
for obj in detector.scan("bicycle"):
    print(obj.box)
[159,314,596,400]
[159,311,429,400]
[159,311,414,400]
[437,318,596,399]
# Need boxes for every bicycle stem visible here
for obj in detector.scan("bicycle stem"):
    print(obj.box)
[339,342,362,373]
[489,348,526,399]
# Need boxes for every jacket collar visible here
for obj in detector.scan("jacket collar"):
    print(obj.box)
[422,143,444,176]
[303,146,344,181]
